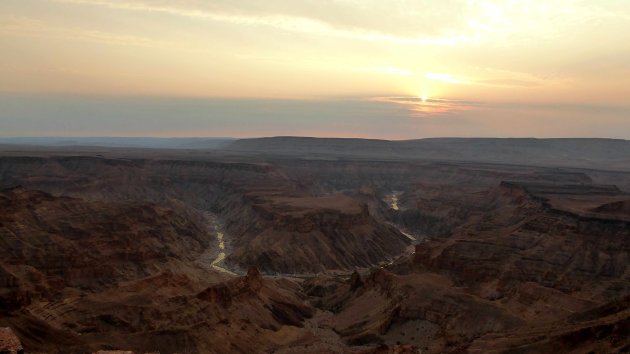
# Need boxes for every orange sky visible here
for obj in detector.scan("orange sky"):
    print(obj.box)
[1,0,629,138]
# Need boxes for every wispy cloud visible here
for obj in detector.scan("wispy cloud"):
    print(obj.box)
[370,96,477,116]
[424,73,464,84]
[372,67,414,76]
[476,78,541,88]
[370,67,544,88]
[0,14,175,48]
[49,0,475,46]
[467,66,554,88]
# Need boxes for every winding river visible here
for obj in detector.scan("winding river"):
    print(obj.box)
[198,212,238,276]
[387,191,417,241]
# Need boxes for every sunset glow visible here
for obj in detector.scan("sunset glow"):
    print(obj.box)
[1,0,629,138]
[424,73,463,84]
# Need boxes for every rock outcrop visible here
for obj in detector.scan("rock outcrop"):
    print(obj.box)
[221,192,411,273]
[0,328,23,354]
[0,186,213,296]
[2,149,630,353]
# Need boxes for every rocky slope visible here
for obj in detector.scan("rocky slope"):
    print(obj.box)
[296,179,630,353]
[413,181,630,302]
[219,190,410,273]
[0,186,214,302]
[467,295,630,353]
[2,148,630,353]
[0,156,412,274]
[0,187,328,353]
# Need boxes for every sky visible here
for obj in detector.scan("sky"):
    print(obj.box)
[1,0,629,139]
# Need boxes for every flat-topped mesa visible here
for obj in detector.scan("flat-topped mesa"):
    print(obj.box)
[223,192,410,274]
[498,180,630,222]
[591,200,630,217]
[222,137,630,172]
[254,194,370,232]
[500,180,621,197]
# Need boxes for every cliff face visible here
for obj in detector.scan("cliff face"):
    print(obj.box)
[467,295,630,354]
[303,269,523,353]
[0,156,411,274]
[294,181,630,353]
[0,188,319,353]
[413,182,630,319]
[0,186,214,300]
[221,192,410,273]
[0,156,280,208]
[2,266,317,354]
[2,150,630,353]
[0,327,23,354]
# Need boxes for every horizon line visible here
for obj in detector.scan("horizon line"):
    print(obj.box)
[0,136,628,141]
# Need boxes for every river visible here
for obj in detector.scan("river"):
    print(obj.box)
[197,212,238,276]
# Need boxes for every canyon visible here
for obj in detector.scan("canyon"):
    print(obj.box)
[1,137,629,353]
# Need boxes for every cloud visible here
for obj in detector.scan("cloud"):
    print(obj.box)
[475,78,542,87]
[49,0,475,46]
[3,0,629,105]
[372,67,413,76]
[370,96,477,116]
[47,0,630,48]
[424,73,464,84]
[0,14,176,48]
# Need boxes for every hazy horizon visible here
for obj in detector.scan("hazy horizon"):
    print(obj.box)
[1,135,629,142]
[2,94,630,139]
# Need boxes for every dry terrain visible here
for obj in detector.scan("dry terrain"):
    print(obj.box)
[1,137,629,353]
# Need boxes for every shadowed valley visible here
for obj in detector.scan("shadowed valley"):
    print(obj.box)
[1,137,629,353]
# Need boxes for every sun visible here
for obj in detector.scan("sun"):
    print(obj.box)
[420,93,428,103]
